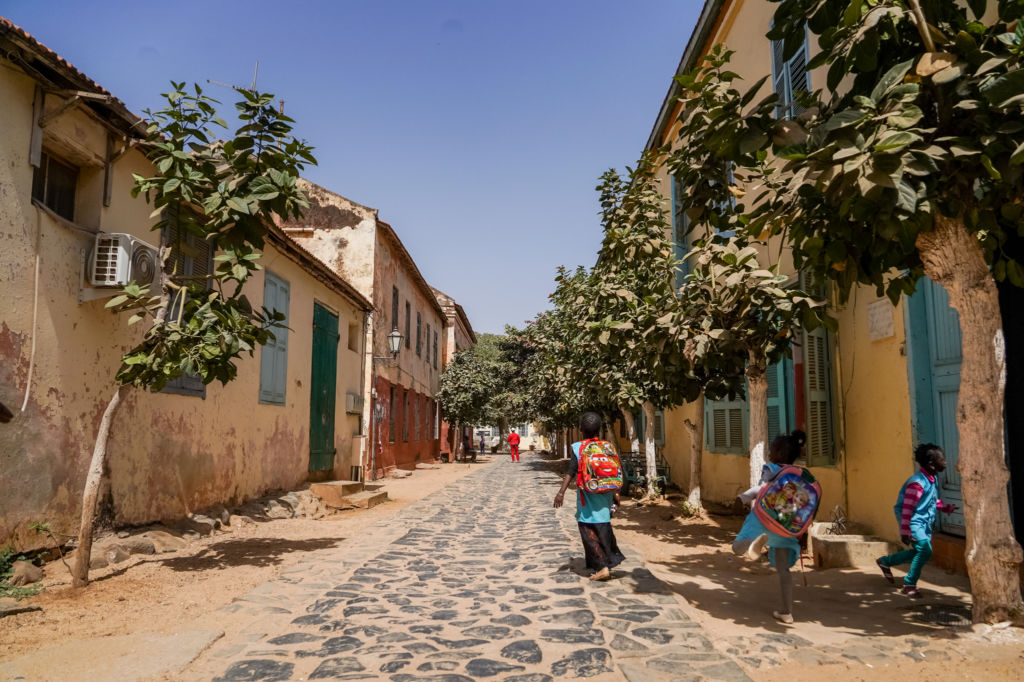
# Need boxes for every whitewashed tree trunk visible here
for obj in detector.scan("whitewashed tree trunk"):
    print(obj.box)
[621,407,640,453]
[746,350,768,489]
[72,385,127,587]
[917,214,1024,624]
[642,401,659,498]
[684,393,704,510]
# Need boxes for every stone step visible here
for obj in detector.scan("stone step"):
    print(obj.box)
[341,489,388,509]
[309,480,364,508]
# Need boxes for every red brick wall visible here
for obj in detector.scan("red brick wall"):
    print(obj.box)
[369,375,439,478]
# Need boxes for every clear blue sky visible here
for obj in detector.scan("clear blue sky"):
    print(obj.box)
[3,0,700,334]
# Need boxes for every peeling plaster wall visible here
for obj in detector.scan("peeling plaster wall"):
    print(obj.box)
[0,63,365,549]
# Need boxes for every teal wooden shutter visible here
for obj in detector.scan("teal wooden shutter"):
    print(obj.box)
[771,27,809,119]
[804,325,834,465]
[654,410,666,446]
[671,174,691,286]
[766,358,792,445]
[259,271,289,405]
[704,395,748,454]
[309,303,339,472]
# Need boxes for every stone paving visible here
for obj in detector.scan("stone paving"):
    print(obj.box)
[193,456,750,682]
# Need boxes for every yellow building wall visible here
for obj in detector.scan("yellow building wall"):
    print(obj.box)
[645,0,918,541]
[0,62,366,549]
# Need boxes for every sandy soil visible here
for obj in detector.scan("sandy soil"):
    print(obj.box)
[4,456,1022,681]
[0,458,488,663]
[612,496,1024,678]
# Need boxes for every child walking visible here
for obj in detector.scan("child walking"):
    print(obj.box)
[553,411,625,581]
[876,443,957,598]
[732,431,806,624]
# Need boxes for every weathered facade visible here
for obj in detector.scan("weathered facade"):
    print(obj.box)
[0,19,372,549]
[633,0,1021,573]
[432,287,477,459]
[282,181,448,477]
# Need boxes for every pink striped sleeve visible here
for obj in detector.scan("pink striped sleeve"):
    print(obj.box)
[899,483,923,535]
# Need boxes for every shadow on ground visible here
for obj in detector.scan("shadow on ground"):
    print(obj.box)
[157,537,342,572]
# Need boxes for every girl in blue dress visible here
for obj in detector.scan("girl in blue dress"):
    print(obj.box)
[732,430,805,624]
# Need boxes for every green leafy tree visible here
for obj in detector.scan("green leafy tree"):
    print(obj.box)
[668,1,1024,622]
[437,346,500,445]
[677,239,827,488]
[73,84,315,587]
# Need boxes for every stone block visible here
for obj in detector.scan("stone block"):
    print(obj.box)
[812,534,896,569]
[310,481,365,508]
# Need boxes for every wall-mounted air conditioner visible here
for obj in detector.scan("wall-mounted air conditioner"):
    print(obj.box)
[89,233,161,289]
[346,392,365,415]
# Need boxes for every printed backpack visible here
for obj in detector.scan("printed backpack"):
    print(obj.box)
[576,438,623,504]
[753,465,821,537]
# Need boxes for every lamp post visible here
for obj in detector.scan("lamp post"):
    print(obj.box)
[370,328,403,481]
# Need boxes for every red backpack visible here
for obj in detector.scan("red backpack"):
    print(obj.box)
[576,438,623,505]
[753,465,821,537]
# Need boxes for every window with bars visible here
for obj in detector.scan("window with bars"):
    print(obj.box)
[402,389,409,442]
[416,313,422,356]
[405,302,411,349]
[161,221,214,398]
[771,29,810,120]
[414,393,421,441]
[389,387,397,442]
[392,287,399,331]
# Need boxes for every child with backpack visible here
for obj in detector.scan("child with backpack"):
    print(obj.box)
[876,443,958,598]
[553,411,625,582]
[732,431,819,624]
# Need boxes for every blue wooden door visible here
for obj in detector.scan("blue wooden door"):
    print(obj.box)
[908,277,965,534]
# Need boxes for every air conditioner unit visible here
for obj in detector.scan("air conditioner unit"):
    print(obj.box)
[89,233,161,289]
[346,392,365,415]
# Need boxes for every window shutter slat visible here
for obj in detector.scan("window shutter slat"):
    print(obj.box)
[804,325,833,464]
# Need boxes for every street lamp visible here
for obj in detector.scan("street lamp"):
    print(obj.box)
[387,329,403,356]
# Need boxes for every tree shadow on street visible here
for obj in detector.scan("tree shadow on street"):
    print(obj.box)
[157,537,342,572]
[613,504,972,638]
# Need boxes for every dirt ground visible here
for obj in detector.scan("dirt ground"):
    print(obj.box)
[0,458,487,663]
[612,495,1024,680]
[3,456,1023,681]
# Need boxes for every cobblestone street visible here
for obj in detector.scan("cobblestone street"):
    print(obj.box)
[189,456,747,682]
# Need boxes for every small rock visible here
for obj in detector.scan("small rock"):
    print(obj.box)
[105,545,130,565]
[118,536,156,556]
[8,561,43,586]
[142,530,187,553]
[116,530,130,538]
[186,514,218,535]
[265,501,292,520]
[217,508,231,526]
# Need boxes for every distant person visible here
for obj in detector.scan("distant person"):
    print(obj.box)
[732,431,811,624]
[479,435,485,455]
[508,429,521,462]
[461,429,471,461]
[876,443,958,599]
[553,411,624,581]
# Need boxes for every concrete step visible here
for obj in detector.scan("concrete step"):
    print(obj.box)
[341,489,388,509]
[309,480,363,508]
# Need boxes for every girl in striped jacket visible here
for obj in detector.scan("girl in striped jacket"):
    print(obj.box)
[876,444,958,598]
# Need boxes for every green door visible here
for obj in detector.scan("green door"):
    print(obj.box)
[310,303,339,473]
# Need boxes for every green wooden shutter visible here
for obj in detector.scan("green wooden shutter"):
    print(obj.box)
[654,410,666,446]
[671,174,691,286]
[804,325,834,466]
[259,271,289,405]
[704,395,748,454]
[766,358,792,445]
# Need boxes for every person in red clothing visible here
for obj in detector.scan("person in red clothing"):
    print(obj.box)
[507,429,521,462]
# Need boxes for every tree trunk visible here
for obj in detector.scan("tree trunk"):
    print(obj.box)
[746,350,768,489]
[642,401,659,498]
[684,393,704,510]
[497,417,509,451]
[621,407,640,454]
[917,214,1024,624]
[72,385,127,588]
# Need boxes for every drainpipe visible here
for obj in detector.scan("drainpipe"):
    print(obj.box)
[361,310,374,482]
